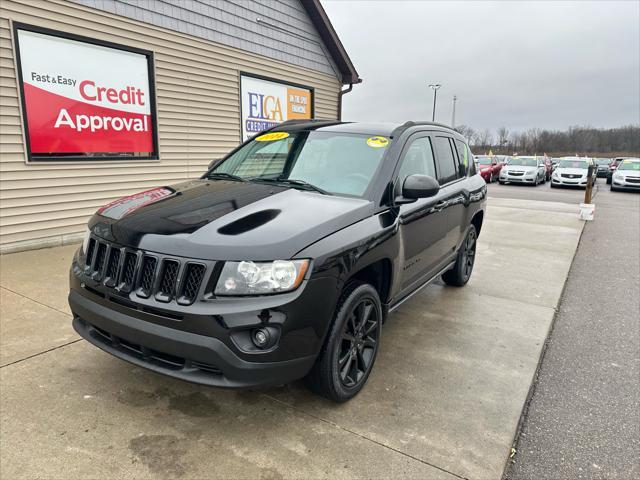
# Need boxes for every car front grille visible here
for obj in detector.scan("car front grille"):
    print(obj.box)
[561,173,582,179]
[626,177,640,184]
[509,171,524,176]
[82,235,212,305]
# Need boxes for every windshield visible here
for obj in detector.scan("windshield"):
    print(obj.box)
[618,161,640,171]
[210,131,389,197]
[509,157,538,167]
[476,156,492,165]
[558,159,589,169]
[596,158,610,165]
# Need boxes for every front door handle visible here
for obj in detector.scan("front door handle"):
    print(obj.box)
[433,200,447,212]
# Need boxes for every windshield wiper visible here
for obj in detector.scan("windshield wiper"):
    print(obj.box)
[205,172,246,182]
[251,177,330,195]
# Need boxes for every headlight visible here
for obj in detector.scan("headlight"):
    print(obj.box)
[215,260,309,295]
[613,172,623,180]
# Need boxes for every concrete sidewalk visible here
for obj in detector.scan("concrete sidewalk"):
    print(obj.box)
[506,188,640,479]
[0,197,584,480]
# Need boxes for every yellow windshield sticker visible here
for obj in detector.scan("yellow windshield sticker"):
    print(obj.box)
[255,132,290,142]
[366,136,389,148]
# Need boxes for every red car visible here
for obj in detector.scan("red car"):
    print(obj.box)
[475,155,502,183]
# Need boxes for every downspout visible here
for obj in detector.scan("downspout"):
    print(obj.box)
[337,83,354,121]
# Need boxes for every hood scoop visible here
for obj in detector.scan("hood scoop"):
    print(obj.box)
[218,209,281,236]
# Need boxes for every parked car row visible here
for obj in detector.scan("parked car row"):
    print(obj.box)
[475,154,639,192]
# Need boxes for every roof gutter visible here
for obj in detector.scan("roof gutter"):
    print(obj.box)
[337,83,354,121]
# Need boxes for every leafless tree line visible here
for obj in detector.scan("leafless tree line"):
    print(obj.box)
[454,124,640,157]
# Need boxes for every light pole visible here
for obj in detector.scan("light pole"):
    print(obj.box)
[451,95,457,127]
[428,83,441,122]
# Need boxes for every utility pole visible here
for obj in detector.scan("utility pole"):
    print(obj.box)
[451,95,457,127]
[428,83,441,122]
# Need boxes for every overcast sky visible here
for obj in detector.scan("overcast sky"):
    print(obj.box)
[322,0,640,132]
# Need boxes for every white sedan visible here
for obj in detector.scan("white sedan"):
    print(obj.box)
[550,157,597,188]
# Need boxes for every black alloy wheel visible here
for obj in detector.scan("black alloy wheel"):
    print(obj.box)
[305,282,382,402]
[442,224,477,286]
[337,298,379,388]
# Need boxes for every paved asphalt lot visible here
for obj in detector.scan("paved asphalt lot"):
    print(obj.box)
[1,195,584,479]
[498,183,640,479]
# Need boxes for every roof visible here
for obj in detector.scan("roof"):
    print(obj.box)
[273,120,460,137]
[300,0,361,85]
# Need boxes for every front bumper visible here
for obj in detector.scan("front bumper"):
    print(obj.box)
[71,291,316,388]
[611,177,640,190]
[551,177,589,187]
[499,173,537,183]
[69,249,338,388]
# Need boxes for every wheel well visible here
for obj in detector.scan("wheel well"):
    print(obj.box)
[471,210,484,236]
[349,259,392,304]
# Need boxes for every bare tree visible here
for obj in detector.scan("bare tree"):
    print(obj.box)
[454,125,475,143]
[497,126,509,150]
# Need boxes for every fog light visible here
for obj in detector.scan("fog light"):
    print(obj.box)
[252,328,270,348]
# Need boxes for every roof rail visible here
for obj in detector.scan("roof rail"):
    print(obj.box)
[390,121,456,138]
[264,119,343,131]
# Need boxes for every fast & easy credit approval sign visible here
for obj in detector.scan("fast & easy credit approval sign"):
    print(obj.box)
[14,25,157,161]
[240,74,313,141]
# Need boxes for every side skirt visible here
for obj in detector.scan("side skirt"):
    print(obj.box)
[386,260,456,314]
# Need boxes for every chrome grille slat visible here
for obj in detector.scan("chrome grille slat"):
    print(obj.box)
[178,263,206,305]
[92,242,108,280]
[104,248,121,287]
[156,259,180,302]
[137,256,158,298]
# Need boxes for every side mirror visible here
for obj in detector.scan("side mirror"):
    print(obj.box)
[396,174,440,204]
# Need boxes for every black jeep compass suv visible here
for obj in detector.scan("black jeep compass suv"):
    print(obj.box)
[69,120,486,402]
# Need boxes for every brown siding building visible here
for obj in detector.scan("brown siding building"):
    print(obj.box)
[0,0,359,253]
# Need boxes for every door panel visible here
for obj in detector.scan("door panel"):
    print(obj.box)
[434,136,468,254]
[394,134,449,291]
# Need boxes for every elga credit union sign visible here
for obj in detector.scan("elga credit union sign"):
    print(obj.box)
[240,74,313,141]
[14,25,158,161]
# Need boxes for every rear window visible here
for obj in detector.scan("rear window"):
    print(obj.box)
[454,139,471,176]
[433,137,458,184]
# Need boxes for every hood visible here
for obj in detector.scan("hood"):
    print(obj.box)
[556,167,588,176]
[90,179,373,261]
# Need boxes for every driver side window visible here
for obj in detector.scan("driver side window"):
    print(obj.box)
[396,137,437,190]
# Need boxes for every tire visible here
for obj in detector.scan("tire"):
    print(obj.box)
[607,177,612,185]
[611,185,617,192]
[499,180,505,185]
[304,282,382,402]
[550,182,557,188]
[442,224,477,287]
